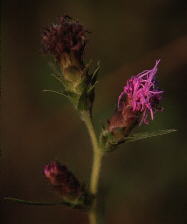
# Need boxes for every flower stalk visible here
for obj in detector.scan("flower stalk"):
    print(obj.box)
[81,110,104,224]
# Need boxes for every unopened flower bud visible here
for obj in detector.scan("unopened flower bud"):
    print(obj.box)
[41,15,87,66]
[41,16,96,111]
[41,16,88,94]
[44,161,91,206]
[101,60,163,150]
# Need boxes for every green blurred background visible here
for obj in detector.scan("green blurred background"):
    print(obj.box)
[1,0,187,223]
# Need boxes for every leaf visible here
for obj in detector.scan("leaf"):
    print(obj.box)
[48,61,61,77]
[42,89,69,98]
[86,61,100,96]
[87,81,99,94]
[4,197,70,206]
[48,60,64,85]
[125,129,177,143]
[4,197,87,209]
[50,73,65,86]
[91,61,100,81]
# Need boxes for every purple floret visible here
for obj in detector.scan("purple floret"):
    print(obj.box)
[118,60,163,125]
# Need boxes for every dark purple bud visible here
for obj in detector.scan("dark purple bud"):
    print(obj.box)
[41,15,92,98]
[44,161,83,200]
[41,15,88,68]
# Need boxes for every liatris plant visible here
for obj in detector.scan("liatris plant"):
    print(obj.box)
[5,15,176,224]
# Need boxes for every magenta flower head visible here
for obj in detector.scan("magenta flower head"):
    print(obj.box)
[44,161,83,200]
[41,15,88,67]
[101,60,163,150]
[117,59,163,126]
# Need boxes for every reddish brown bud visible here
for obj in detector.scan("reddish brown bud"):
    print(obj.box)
[108,100,138,133]
[100,98,139,151]
[44,161,83,200]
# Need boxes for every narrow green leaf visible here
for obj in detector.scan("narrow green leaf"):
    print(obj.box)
[87,81,99,94]
[4,197,89,210]
[42,89,68,98]
[125,129,177,143]
[4,197,70,206]
[91,61,100,81]
[50,73,64,84]
[48,61,61,77]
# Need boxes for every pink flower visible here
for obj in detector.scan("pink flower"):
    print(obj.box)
[104,60,163,149]
[118,60,163,125]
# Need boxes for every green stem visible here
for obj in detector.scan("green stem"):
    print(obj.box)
[89,150,103,195]
[81,111,104,224]
[81,111,99,154]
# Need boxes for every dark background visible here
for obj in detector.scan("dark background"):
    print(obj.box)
[1,0,187,223]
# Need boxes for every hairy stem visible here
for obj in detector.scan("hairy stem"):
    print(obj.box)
[81,111,104,224]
